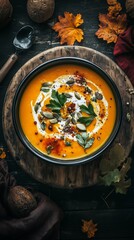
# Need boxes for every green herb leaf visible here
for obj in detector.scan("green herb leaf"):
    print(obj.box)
[47,90,67,113]
[76,134,85,147]
[80,105,91,114]
[78,116,95,126]
[80,103,97,116]
[52,90,67,106]
[58,93,67,106]
[76,133,94,149]
[84,138,94,149]
[81,132,89,140]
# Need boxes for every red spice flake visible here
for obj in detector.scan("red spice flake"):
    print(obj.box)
[67,102,76,114]
[35,132,38,135]
[34,121,37,125]
[74,71,86,85]
[48,124,53,131]
[44,138,64,155]
[99,113,105,118]
[64,125,76,134]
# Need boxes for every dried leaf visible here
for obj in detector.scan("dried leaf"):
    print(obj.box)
[101,168,121,186]
[82,219,98,239]
[99,144,132,194]
[96,0,127,44]
[108,3,122,18]
[99,143,125,174]
[52,12,84,45]
[96,13,127,43]
[114,157,132,194]
[115,178,131,194]
[107,0,117,5]
[109,143,125,166]
[0,148,6,159]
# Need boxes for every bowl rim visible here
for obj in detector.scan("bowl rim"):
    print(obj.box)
[12,56,123,166]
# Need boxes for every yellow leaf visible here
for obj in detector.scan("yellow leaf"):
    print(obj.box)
[96,0,127,44]
[52,12,84,45]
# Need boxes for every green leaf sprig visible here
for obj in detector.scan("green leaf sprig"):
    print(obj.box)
[78,103,97,126]
[99,143,132,194]
[46,90,67,113]
[76,132,94,149]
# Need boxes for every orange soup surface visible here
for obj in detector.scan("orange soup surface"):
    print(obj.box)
[19,64,116,160]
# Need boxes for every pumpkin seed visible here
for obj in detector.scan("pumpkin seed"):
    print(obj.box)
[49,118,58,124]
[40,122,46,131]
[42,82,52,87]
[95,91,103,100]
[85,86,92,94]
[65,141,72,146]
[64,93,72,98]
[34,103,40,113]
[76,123,86,131]
[40,87,50,93]
[74,92,81,100]
[64,118,71,127]
[66,79,75,85]
[72,117,77,124]
[53,112,60,119]
[77,112,82,118]
[43,112,54,119]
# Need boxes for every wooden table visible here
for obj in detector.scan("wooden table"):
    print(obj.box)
[0,0,134,239]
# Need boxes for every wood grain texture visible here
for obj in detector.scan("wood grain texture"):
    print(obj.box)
[2,46,134,188]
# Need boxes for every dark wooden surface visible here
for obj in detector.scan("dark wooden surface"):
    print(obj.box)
[0,0,134,239]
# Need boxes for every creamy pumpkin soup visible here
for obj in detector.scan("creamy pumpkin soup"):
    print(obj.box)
[19,63,116,160]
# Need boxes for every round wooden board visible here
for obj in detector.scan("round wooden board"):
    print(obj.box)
[2,46,134,188]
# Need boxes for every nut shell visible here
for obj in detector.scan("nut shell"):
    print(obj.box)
[27,0,55,23]
[0,0,13,29]
[7,186,37,218]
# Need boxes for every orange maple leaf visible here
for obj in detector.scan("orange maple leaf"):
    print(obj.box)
[96,13,127,43]
[108,2,122,18]
[82,219,98,239]
[95,0,127,44]
[52,12,84,45]
[0,148,6,159]
[107,0,117,5]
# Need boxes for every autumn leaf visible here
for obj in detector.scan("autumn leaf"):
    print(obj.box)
[82,219,98,239]
[99,143,132,194]
[95,0,127,43]
[108,2,122,18]
[99,143,125,175]
[114,157,132,194]
[52,12,84,45]
[107,0,117,6]
[0,148,6,159]
[96,13,127,43]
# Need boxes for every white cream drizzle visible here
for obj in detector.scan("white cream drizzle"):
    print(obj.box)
[31,75,108,140]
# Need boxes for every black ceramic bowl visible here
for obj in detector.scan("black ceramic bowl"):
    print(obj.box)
[12,57,122,165]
